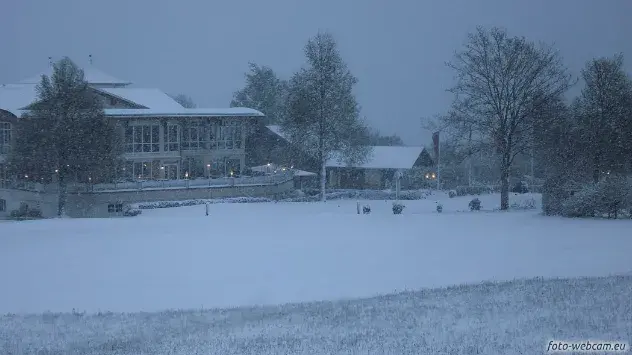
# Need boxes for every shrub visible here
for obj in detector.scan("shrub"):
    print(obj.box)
[436,203,443,213]
[362,205,371,214]
[392,202,405,214]
[512,181,529,194]
[9,206,42,220]
[469,198,482,211]
[123,206,142,217]
[448,190,457,198]
[560,175,632,218]
[26,209,42,218]
[455,186,493,197]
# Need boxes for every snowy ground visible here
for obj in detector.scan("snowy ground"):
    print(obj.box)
[1,275,630,355]
[1,193,631,353]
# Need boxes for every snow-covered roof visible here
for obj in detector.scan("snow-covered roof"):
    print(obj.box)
[104,107,264,118]
[327,146,426,170]
[19,66,132,86]
[95,88,184,110]
[0,84,38,114]
[266,125,287,139]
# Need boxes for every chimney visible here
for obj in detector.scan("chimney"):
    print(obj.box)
[89,54,93,65]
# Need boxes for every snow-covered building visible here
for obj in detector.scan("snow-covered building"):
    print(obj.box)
[0,64,264,185]
[260,125,435,189]
[326,146,434,189]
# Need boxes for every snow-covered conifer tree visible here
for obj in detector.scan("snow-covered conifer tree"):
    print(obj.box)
[9,57,121,216]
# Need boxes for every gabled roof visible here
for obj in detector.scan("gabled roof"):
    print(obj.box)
[19,66,132,86]
[265,125,287,139]
[95,88,183,110]
[264,125,427,170]
[328,146,427,170]
[104,107,264,118]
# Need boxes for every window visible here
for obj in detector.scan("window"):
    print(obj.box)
[132,161,157,180]
[108,203,123,213]
[181,157,204,178]
[0,199,6,212]
[209,157,241,177]
[0,163,8,188]
[0,122,11,155]
[182,120,205,150]
[164,124,180,151]
[124,125,160,153]
[211,119,242,150]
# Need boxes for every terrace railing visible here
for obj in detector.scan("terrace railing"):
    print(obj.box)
[2,172,294,194]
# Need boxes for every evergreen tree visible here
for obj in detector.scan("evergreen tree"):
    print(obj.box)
[8,57,122,216]
[575,54,632,182]
[231,63,288,125]
[281,32,371,201]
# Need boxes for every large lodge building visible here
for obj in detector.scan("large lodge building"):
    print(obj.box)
[0,63,263,188]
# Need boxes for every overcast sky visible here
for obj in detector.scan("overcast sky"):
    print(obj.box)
[1,0,631,145]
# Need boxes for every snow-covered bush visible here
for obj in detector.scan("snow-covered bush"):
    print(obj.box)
[511,181,529,194]
[362,205,371,214]
[561,175,632,218]
[123,206,142,217]
[448,190,457,198]
[469,198,482,211]
[392,202,405,214]
[456,185,493,197]
[135,197,273,210]
[436,203,443,213]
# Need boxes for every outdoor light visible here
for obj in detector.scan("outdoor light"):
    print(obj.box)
[160,166,165,170]
[230,171,234,176]
[431,173,436,179]
[54,169,58,173]
[267,163,271,166]
[24,174,28,178]
[185,172,189,178]
[207,164,211,168]
[425,173,430,179]
[88,177,92,182]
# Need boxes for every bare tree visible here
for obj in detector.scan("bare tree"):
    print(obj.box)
[443,27,572,209]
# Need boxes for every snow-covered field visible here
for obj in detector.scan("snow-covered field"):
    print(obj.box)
[1,193,631,315]
[1,275,630,354]
[1,193,631,354]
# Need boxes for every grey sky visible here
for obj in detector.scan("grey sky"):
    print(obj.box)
[1,0,631,146]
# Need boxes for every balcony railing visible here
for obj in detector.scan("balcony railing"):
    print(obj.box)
[2,172,294,193]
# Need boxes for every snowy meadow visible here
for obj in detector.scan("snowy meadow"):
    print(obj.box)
[1,193,631,354]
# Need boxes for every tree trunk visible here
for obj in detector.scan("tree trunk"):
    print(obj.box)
[500,168,510,210]
[320,158,327,202]
[57,173,67,217]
